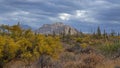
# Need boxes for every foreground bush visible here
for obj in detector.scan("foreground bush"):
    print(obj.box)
[0,24,63,68]
[99,42,120,58]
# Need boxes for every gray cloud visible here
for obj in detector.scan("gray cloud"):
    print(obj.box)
[0,0,120,32]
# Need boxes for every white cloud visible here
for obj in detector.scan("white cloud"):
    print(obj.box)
[58,13,71,21]
[57,10,97,23]
[11,11,30,16]
[75,10,97,23]
[75,10,88,18]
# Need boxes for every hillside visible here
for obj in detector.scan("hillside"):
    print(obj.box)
[0,24,120,68]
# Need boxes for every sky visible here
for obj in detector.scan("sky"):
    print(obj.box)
[0,0,120,33]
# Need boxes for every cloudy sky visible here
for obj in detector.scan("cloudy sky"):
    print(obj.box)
[0,0,120,33]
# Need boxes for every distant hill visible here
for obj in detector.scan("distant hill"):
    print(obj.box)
[36,22,79,35]
[20,24,31,30]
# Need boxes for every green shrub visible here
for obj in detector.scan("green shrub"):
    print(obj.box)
[99,42,120,57]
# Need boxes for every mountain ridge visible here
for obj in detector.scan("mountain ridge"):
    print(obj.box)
[36,22,79,35]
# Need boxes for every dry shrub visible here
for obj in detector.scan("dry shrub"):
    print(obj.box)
[60,52,76,62]
[96,58,120,68]
[79,53,104,68]
[62,52,104,68]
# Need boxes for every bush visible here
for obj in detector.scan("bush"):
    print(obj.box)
[99,42,120,57]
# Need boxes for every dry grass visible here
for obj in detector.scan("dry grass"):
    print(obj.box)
[96,58,120,68]
[4,51,120,68]
[62,52,120,68]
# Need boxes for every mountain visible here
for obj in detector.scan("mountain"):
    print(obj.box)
[20,24,31,30]
[36,22,79,35]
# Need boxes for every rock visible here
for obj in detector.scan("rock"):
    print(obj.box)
[36,22,79,35]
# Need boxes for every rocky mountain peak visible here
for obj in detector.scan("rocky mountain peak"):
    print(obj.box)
[36,23,79,35]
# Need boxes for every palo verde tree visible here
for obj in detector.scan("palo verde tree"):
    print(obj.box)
[0,36,19,68]
[0,24,63,68]
[33,35,63,68]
